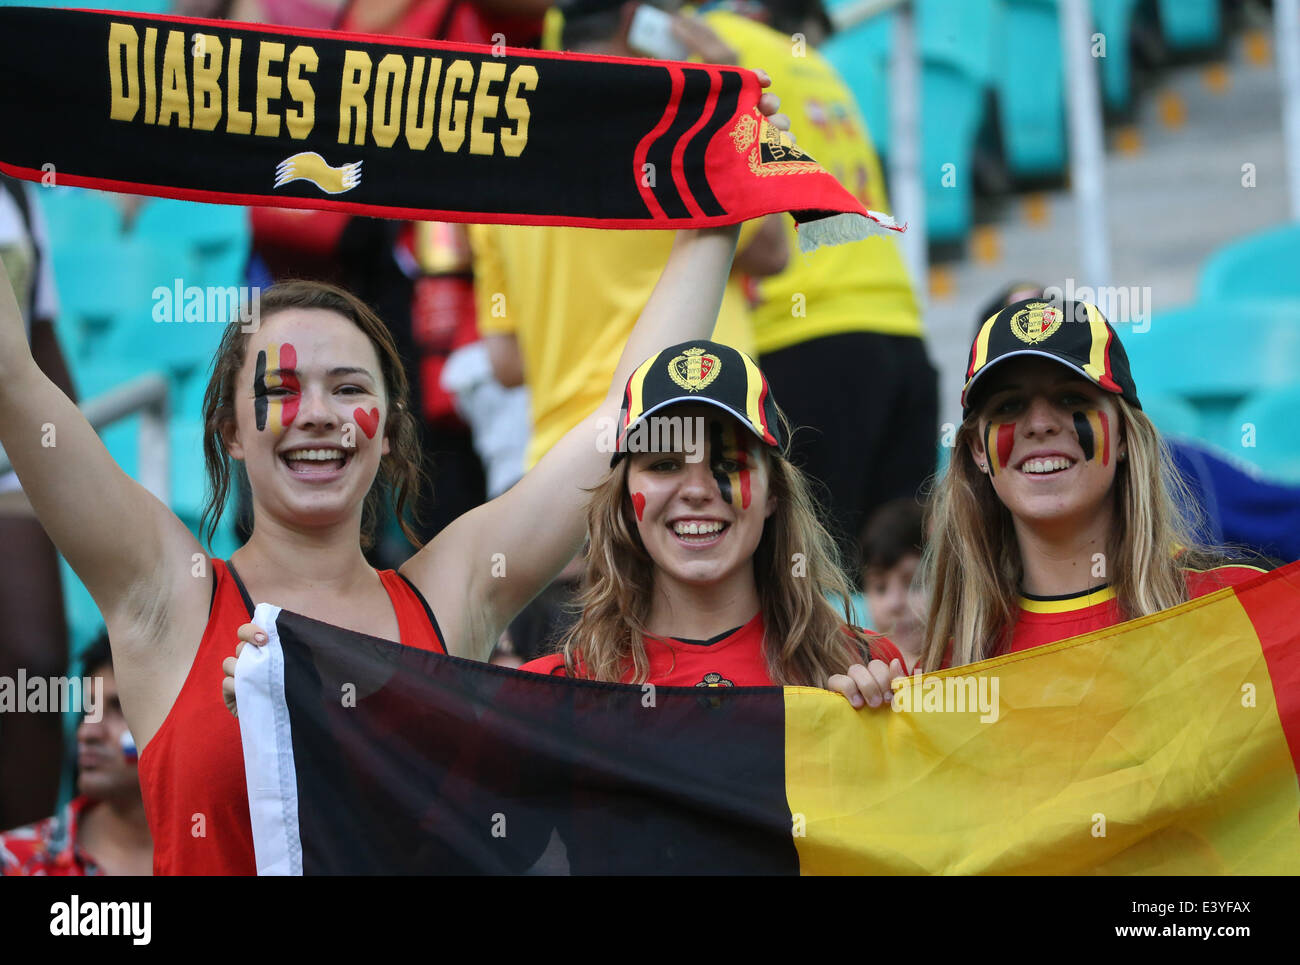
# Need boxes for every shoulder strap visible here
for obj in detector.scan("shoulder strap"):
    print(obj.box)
[397,572,447,651]
[224,561,256,618]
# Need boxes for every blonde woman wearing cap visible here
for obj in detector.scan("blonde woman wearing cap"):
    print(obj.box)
[520,340,905,697]
[829,298,1267,700]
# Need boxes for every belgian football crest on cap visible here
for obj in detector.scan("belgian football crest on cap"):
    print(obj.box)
[612,340,784,466]
[962,299,1141,417]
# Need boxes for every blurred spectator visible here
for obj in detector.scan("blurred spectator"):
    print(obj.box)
[0,175,75,829]
[699,0,938,577]
[859,497,927,670]
[1,634,153,876]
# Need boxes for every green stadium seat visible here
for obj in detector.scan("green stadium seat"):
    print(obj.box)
[823,11,895,160]
[1198,223,1300,302]
[35,187,123,245]
[1091,0,1139,112]
[918,0,1000,87]
[1155,0,1220,51]
[996,0,1067,178]
[1121,299,1300,445]
[922,62,986,242]
[1227,386,1300,484]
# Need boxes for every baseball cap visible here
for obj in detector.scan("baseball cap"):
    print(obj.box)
[611,340,785,466]
[961,299,1142,418]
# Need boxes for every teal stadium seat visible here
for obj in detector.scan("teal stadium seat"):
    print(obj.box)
[1229,386,1300,484]
[1198,223,1300,302]
[1139,392,1202,441]
[997,0,1067,179]
[35,187,123,245]
[130,198,252,293]
[1121,299,1300,446]
[823,9,896,160]
[1156,0,1220,51]
[1091,0,1139,112]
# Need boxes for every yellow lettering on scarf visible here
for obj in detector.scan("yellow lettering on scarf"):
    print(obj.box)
[226,38,253,134]
[254,41,285,137]
[439,59,474,152]
[192,35,224,132]
[157,30,190,128]
[108,23,140,122]
[500,65,537,158]
[285,45,317,140]
[338,49,371,145]
[404,57,442,151]
[469,61,505,156]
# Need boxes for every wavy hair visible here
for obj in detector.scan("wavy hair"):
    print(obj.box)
[199,280,426,551]
[558,417,880,686]
[919,398,1223,670]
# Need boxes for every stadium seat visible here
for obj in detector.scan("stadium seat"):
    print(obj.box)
[1198,223,1300,302]
[996,0,1068,179]
[35,187,123,245]
[1140,392,1202,441]
[130,198,252,292]
[918,0,999,87]
[1091,0,1140,112]
[1155,0,1221,51]
[1122,299,1300,445]
[823,10,895,160]
[922,60,986,242]
[1227,386,1300,483]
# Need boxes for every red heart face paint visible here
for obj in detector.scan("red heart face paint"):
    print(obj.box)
[1072,409,1111,466]
[631,491,646,521]
[353,406,380,440]
[985,420,1016,476]
[708,420,752,510]
[254,342,299,434]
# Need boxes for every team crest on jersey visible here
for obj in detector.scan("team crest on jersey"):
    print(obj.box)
[1010,302,1063,344]
[696,672,734,688]
[668,346,722,392]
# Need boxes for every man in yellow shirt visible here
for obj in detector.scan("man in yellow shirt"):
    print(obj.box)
[472,0,788,471]
[700,0,938,573]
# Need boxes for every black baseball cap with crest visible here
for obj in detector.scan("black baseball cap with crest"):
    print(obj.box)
[611,340,785,467]
[962,299,1142,419]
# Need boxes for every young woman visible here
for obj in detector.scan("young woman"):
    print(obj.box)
[0,84,787,876]
[829,298,1268,701]
[517,339,906,690]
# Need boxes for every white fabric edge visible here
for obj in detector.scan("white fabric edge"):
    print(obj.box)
[236,603,303,876]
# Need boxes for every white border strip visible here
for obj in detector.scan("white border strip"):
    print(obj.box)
[236,603,303,876]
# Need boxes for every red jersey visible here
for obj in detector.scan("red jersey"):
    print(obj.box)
[138,559,445,876]
[519,613,903,686]
[1004,564,1269,654]
[0,796,101,876]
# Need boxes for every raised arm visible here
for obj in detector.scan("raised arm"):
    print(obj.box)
[0,260,207,693]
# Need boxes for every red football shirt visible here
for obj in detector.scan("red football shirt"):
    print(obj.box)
[1003,564,1269,654]
[520,612,902,686]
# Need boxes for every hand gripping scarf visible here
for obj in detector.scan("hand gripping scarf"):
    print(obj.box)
[0,7,903,250]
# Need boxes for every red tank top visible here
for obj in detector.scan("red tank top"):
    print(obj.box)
[138,559,445,875]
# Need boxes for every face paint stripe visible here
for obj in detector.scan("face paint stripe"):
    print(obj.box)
[709,422,735,505]
[985,421,996,476]
[632,491,646,521]
[254,349,268,431]
[1073,411,1096,462]
[1099,410,1111,467]
[996,422,1015,474]
[736,451,752,509]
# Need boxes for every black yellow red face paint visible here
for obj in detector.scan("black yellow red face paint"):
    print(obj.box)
[709,420,752,510]
[353,406,380,440]
[1073,409,1111,466]
[254,342,299,434]
[984,420,1016,476]
[631,491,646,521]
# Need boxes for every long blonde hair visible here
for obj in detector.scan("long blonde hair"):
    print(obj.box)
[559,439,878,686]
[920,398,1222,670]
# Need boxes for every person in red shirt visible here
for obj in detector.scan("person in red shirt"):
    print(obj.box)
[519,340,904,690]
[829,297,1270,704]
[1,634,153,876]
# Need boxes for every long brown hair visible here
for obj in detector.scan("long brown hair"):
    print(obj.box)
[558,421,878,686]
[199,280,425,550]
[920,398,1222,670]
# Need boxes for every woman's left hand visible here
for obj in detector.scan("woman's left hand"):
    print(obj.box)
[826,659,908,709]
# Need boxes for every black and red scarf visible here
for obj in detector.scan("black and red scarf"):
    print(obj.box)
[0,7,901,249]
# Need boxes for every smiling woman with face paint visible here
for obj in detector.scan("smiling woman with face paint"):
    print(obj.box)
[830,298,1268,700]
[0,84,794,874]
[520,340,905,690]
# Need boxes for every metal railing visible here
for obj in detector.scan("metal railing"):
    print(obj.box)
[0,372,171,506]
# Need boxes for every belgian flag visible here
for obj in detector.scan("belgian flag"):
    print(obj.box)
[237,563,1300,874]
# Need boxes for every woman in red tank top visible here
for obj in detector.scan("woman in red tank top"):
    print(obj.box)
[830,297,1271,705]
[0,97,792,874]
[517,342,903,693]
